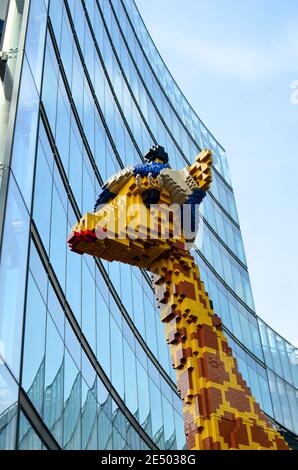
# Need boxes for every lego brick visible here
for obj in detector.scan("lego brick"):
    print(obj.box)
[67,147,289,451]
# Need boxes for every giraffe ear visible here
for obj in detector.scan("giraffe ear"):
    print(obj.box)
[196,148,213,165]
[188,149,213,192]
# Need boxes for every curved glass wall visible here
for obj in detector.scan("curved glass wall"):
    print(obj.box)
[0,0,297,449]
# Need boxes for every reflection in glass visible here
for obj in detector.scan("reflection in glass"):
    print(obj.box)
[0,176,29,378]
[25,0,47,91]
[11,58,39,208]
[0,365,18,450]
[22,273,46,413]
[18,412,45,450]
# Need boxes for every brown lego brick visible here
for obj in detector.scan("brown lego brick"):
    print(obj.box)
[218,415,238,448]
[173,281,196,300]
[177,368,194,400]
[274,435,290,450]
[198,352,230,385]
[232,418,250,448]
[69,153,289,450]
[185,420,197,450]
[202,437,221,450]
[198,386,223,419]
[211,314,222,330]
[225,388,251,413]
[221,340,233,356]
[175,347,193,368]
[250,425,271,448]
[197,324,219,350]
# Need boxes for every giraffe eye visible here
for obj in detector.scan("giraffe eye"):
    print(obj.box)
[142,189,161,208]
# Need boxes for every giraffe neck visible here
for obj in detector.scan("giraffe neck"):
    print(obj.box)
[149,248,288,450]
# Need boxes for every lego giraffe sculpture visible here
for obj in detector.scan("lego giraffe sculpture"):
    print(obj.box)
[67,146,288,450]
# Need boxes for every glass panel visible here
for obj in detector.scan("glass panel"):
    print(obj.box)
[42,39,58,133]
[43,315,64,445]
[162,396,175,449]
[68,124,82,210]
[110,317,124,399]
[276,376,293,431]
[239,313,254,352]
[82,378,97,450]
[0,176,29,378]
[247,366,262,408]
[47,282,65,336]
[123,340,138,417]
[229,303,243,343]
[33,137,53,252]
[29,240,48,302]
[258,320,273,369]
[268,369,283,425]
[11,58,39,208]
[218,288,232,331]
[82,261,96,351]
[174,411,185,450]
[149,378,163,445]
[258,372,273,417]
[55,78,71,174]
[0,365,18,450]
[136,360,150,433]
[49,178,67,290]
[249,321,263,361]
[286,384,298,435]
[267,328,283,377]
[49,0,63,45]
[25,0,47,91]
[22,273,46,413]
[276,335,293,384]
[60,12,73,83]
[63,350,81,449]
[18,412,44,450]
[98,409,112,449]
[96,286,111,377]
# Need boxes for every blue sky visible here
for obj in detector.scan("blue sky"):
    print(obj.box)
[137,0,298,346]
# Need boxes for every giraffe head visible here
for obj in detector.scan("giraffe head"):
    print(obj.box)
[67,145,212,269]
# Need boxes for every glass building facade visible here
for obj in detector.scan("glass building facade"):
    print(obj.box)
[0,0,297,450]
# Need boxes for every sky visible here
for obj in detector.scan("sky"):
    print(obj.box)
[137,0,298,346]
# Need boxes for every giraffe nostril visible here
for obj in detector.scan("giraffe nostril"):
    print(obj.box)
[142,188,161,208]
